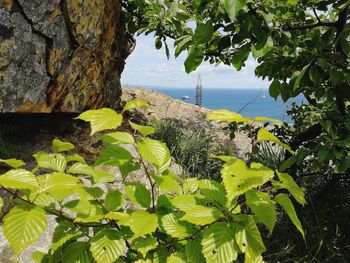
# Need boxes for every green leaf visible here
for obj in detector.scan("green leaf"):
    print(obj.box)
[64,199,95,216]
[154,174,182,194]
[127,210,158,237]
[51,221,84,252]
[62,242,93,263]
[52,139,74,153]
[193,22,214,45]
[175,35,192,57]
[3,205,47,255]
[37,172,81,201]
[231,48,249,71]
[34,153,67,172]
[198,179,227,207]
[0,169,38,190]
[161,213,193,238]
[166,253,187,263]
[90,229,126,263]
[171,195,196,211]
[105,190,124,211]
[185,240,205,263]
[68,163,115,183]
[66,154,86,164]
[101,132,135,145]
[123,99,150,112]
[208,109,249,123]
[235,215,266,259]
[137,139,171,172]
[224,0,246,21]
[253,116,285,127]
[246,190,276,233]
[181,205,222,225]
[293,64,310,92]
[32,251,46,263]
[131,235,158,257]
[94,145,133,166]
[269,80,281,100]
[275,193,304,236]
[221,158,274,201]
[257,129,294,154]
[76,108,123,135]
[201,222,238,262]
[273,173,305,205]
[125,182,151,208]
[184,47,203,73]
[0,158,26,168]
[129,121,155,137]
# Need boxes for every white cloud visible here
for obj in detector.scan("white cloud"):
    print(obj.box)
[121,35,270,89]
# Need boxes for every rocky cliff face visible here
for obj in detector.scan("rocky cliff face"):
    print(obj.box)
[0,0,132,113]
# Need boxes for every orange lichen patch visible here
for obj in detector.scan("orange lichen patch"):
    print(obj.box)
[1,0,13,11]
[16,101,50,113]
[48,48,65,76]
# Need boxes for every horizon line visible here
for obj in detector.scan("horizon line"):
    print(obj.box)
[122,84,268,90]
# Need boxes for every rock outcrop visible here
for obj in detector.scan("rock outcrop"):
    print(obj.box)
[0,0,132,113]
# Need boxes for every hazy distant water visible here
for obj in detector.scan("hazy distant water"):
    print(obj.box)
[151,88,305,123]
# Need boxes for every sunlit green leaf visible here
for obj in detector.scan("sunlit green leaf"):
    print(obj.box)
[257,129,294,154]
[129,121,155,137]
[273,173,305,205]
[123,99,150,112]
[208,109,249,123]
[161,213,193,238]
[76,108,123,135]
[131,235,158,257]
[34,153,67,172]
[52,139,74,153]
[193,22,214,45]
[0,169,38,190]
[105,190,124,211]
[0,158,26,168]
[101,132,135,145]
[62,242,93,263]
[185,240,205,263]
[224,0,246,21]
[181,205,222,225]
[127,210,158,237]
[137,139,171,172]
[125,182,151,208]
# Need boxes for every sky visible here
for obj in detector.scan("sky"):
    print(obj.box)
[121,34,270,89]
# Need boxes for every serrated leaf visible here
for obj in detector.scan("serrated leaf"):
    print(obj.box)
[131,235,158,257]
[51,221,84,252]
[68,163,115,183]
[137,139,171,172]
[224,0,246,21]
[90,229,126,263]
[37,172,81,201]
[32,250,46,263]
[275,194,304,236]
[257,129,294,154]
[208,109,249,123]
[34,153,67,172]
[52,139,74,153]
[128,210,158,237]
[201,222,238,263]
[123,99,150,112]
[166,253,187,263]
[161,213,193,238]
[105,190,124,211]
[129,121,155,137]
[77,108,123,135]
[66,154,86,164]
[0,158,26,168]
[0,169,38,190]
[274,173,305,205]
[253,117,285,127]
[198,179,227,207]
[221,158,274,201]
[62,242,93,263]
[154,174,182,194]
[101,132,135,145]
[171,195,196,211]
[182,178,199,194]
[125,182,151,208]
[246,190,276,233]
[193,22,214,45]
[181,205,222,225]
[64,199,95,216]
[94,145,133,166]
[185,240,205,263]
[3,205,47,255]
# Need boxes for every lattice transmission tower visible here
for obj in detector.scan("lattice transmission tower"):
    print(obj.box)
[195,75,202,106]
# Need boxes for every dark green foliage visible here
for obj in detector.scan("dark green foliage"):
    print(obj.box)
[154,119,223,180]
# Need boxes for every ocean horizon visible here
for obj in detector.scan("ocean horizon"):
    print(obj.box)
[123,85,305,123]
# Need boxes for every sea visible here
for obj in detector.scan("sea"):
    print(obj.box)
[149,87,305,123]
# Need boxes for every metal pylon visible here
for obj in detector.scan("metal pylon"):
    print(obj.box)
[195,75,202,106]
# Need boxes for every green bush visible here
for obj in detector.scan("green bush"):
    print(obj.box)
[0,102,305,262]
[154,119,223,180]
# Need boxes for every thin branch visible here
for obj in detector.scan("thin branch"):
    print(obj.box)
[285,21,337,30]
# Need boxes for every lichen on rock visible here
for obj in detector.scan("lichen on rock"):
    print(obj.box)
[0,0,132,113]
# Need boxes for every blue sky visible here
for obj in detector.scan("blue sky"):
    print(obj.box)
[121,35,270,89]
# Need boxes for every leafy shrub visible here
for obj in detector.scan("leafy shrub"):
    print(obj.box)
[0,102,305,262]
[154,118,223,180]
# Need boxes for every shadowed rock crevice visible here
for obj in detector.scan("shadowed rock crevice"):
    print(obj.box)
[0,0,131,113]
